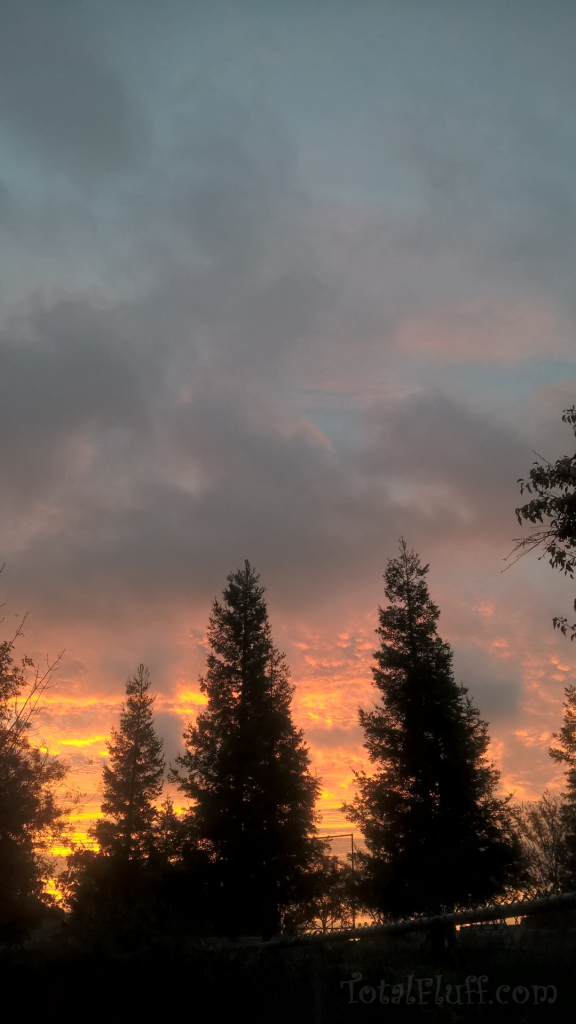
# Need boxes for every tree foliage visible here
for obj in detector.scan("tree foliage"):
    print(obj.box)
[345,540,522,917]
[511,405,576,639]
[284,852,353,933]
[171,561,322,936]
[0,623,69,942]
[92,664,165,860]
[511,791,566,894]
[549,685,576,887]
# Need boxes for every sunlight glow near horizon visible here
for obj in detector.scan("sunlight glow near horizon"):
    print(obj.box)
[42,608,573,860]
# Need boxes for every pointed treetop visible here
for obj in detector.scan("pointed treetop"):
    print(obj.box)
[383,537,432,606]
[377,539,444,665]
[208,560,271,664]
[93,663,165,860]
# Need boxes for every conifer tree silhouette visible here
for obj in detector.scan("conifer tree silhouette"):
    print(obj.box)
[93,664,164,860]
[345,540,522,915]
[172,561,321,936]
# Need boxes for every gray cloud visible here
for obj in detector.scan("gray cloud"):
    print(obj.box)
[3,364,535,639]
[452,647,522,723]
[154,711,186,765]
[0,298,156,507]
[0,1,148,180]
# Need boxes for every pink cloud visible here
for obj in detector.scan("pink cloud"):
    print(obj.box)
[395,299,570,364]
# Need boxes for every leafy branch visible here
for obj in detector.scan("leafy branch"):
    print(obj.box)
[506,406,576,638]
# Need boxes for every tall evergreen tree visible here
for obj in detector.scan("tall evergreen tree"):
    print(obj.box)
[549,685,576,888]
[92,664,165,860]
[171,561,321,937]
[345,540,522,916]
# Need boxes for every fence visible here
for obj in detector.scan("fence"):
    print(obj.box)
[230,890,576,957]
[183,891,576,1021]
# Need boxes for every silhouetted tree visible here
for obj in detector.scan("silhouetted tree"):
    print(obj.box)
[511,791,566,894]
[92,664,165,860]
[549,686,576,888]
[510,405,576,639]
[152,796,183,863]
[345,540,522,916]
[171,561,321,937]
[288,853,353,933]
[62,824,218,944]
[0,625,69,942]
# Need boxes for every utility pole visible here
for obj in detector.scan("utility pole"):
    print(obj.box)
[350,832,356,930]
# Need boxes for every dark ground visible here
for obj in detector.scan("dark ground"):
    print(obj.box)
[1,935,573,1024]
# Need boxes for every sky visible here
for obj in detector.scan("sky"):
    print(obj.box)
[1,0,575,854]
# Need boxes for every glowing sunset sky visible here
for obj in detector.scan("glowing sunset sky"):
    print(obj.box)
[1,0,575,853]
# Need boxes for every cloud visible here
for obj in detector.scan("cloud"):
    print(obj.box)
[452,646,522,722]
[0,298,152,504]
[154,710,186,765]
[395,299,572,364]
[0,1,149,181]
[362,389,532,547]
[305,725,365,751]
